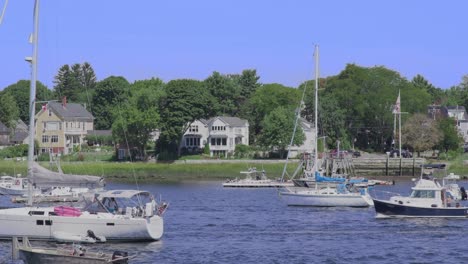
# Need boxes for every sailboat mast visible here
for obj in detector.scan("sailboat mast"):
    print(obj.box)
[314,45,319,171]
[27,0,40,206]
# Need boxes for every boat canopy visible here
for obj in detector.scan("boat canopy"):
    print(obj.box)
[96,189,151,199]
[315,171,346,183]
[32,162,104,188]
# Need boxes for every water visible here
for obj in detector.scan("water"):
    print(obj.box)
[1,180,468,263]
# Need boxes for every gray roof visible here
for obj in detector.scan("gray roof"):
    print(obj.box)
[47,102,94,121]
[13,120,28,132]
[206,116,248,127]
[0,121,9,134]
[10,131,28,143]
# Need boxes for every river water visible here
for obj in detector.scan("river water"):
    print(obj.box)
[1,180,468,263]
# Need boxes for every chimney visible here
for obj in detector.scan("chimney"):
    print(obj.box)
[62,96,67,108]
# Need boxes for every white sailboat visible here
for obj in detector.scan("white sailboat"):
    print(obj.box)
[279,45,373,207]
[0,0,166,242]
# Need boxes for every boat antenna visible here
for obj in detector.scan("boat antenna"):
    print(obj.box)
[26,0,40,206]
[0,0,8,25]
[314,45,319,174]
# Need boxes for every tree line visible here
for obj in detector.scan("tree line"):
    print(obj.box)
[0,62,466,159]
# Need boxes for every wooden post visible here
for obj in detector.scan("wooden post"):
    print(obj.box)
[12,237,18,260]
[399,158,402,176]
[385,156,389,176]
[412,156,415,176]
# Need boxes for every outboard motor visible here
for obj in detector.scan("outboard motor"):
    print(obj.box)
[86,230,105,243]
[112,251,129,264]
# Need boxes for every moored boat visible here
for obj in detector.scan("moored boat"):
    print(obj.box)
[223,167,293,188]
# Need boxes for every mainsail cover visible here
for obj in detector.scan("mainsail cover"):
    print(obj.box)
[32,162,105,188]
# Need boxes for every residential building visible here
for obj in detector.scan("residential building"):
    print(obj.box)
[427,105,468,142]
[0,122,10,147]
[287,118,316,158]
[35,97,94,154]
[181,116,249,157]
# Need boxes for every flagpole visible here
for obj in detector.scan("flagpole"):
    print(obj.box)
[398,90,402,176]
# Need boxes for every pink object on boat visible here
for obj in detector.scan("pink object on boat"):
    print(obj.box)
[54,206,82,217]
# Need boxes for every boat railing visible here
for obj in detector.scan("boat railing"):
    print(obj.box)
[369,189,402,200]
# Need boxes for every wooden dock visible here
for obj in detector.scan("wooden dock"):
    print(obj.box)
[351,157,425,176]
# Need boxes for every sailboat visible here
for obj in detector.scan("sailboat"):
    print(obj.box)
[0,0,166,241]
[279,45,373,207]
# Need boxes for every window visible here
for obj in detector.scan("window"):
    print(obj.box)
[51,135,58,143]
[83,122,85,131]
[189,125,198,133]
[48,109,52,116]
[42,135,49,143]
[210,137,227,146]
[66,122,68,129]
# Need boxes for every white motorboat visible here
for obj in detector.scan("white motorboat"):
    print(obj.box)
[0,0,167,242]
[0,176,41,196]
[223,167,293,188]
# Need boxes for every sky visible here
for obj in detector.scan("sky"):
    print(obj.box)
[0,0,467,90]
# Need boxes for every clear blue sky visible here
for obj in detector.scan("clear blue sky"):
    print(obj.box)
[0,0,466,90]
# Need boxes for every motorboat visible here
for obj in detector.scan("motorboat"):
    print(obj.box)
[223,167,293,188]
[0,175,41,196]
[372,178,468,218]
[13,236,131,264]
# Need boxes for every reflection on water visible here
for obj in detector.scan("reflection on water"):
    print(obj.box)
[1,180,468,263]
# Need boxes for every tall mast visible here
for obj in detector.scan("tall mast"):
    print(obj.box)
[27,0,40,206]
[314,45,319,172]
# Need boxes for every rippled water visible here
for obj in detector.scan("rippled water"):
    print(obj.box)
[1,180,468,263]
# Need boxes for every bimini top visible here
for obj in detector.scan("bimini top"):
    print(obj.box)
[97,190,151,199]
[412,179,442,190]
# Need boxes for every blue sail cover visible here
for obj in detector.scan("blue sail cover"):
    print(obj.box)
[315,171,346,183]
[349,178,368,184]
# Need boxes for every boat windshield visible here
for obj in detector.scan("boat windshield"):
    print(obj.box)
[410,190,436,198]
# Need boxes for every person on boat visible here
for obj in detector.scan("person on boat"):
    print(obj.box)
[461,187,467,200]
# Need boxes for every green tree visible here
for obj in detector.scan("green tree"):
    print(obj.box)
[158,79,214,157]
[242,83,301,144]
[412,74,443,104]
[91,76,130,130]
[0,93,20,130]
[401,113,442,156]
[111,78,165,159]
[437,117,463,153]
[204,71,240,116]
[53,64,81,102]
[1,80,52,123]
[258,106,305,158]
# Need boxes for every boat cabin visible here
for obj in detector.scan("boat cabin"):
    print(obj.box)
[84,190,157,217]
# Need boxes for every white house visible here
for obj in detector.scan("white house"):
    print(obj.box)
[287,118,316,158]
[181,116,249,157]
[427,105,468,142]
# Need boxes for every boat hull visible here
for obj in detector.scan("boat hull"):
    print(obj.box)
[0,207,163,241]
[280,191,372,207]
[19,249,110,264]
[373,199,468,218]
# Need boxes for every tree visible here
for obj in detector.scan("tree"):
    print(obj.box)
[204,71,240,116]
[437,117,463,153]
[401,113,442,156]
[0,93,20,130]
[241,83,301,144]
[158,79,214,157]
[91,76,130,130]
[1,80,52,123]
[412,74,443,104]
[111,78,165,160]
[258,106,305,158]
[53,64,81,102]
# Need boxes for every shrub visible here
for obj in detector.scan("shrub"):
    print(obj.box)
[234,144,250,159]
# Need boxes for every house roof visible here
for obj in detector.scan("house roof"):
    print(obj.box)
[202,116,248,127]
[47,102,94,121]
[10,131,28,143]
[0,121,9,134]
[13,120,28,132]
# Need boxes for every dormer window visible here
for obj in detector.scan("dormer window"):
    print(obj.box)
[48,109,52,116]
